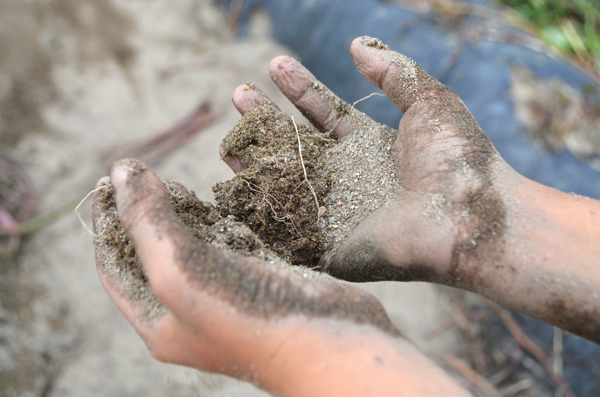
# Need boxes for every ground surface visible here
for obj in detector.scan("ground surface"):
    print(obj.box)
[0,1,461,396]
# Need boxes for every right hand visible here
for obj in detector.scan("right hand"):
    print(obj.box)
[225,36,518,285]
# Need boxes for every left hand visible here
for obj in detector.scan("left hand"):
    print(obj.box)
[92,161,398,377]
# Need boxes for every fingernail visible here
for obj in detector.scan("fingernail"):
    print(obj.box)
[359,36,389,50]
[223,154,246,173]
[96,176,110,188]
[110,158,147,191]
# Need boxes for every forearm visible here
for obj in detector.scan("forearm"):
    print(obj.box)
[457,176,600,342]
[248,319,470,397]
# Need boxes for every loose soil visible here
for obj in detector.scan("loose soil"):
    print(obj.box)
[93,178,287,318]
[94,100,399,316]
[214,103,335,267]
[216,102,399,267]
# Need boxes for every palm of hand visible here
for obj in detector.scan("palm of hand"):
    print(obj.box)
[320,40,510,283]
[225,41,508,284]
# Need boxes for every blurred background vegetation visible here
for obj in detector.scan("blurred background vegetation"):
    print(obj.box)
[494,0,600,74]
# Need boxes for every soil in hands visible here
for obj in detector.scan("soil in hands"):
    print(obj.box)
[214,101,398,268]
[94,100,398,316]
[214,103,335,267]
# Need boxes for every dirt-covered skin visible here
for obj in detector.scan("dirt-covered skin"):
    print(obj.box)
[93,162,398,335]
[93,159,472,397]
[93,34,600,381]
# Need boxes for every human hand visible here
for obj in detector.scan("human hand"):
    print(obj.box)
[227,37,600,344]
[92,34,600,397]
[225,36,516,285]
[92,160,470,397]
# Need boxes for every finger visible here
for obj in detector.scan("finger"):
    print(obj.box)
[269,56,369,139]
[231,83,278,115]
[223,83,280,173]
[108,159,258,325]
[108,159,202,314]
[96,267,224,368]
[92,174,167,321]
[350,36,453,113]
[219,144,246,173]
[93,175,211,366]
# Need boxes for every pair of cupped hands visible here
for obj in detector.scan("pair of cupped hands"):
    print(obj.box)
[92,36,554,382]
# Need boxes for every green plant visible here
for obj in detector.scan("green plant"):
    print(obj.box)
[494,0,600,73]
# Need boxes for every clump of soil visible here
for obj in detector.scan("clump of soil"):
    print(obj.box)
[214,102,399,268]
[94,98,399,315]
[216,99,399,267]
[214,103,335,267]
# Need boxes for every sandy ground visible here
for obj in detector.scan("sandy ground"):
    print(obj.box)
[1,1,462,396]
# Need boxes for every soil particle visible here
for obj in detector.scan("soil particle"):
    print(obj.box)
[244,82,257,91]
[428,118,442,132]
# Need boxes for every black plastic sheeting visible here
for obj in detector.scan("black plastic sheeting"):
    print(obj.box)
[220,0,600,395]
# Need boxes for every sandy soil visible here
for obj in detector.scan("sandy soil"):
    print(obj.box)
[0,1,463,396]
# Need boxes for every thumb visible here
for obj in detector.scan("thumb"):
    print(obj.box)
[350,36,451,113]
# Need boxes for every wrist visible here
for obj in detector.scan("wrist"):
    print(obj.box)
[443,171,600,342]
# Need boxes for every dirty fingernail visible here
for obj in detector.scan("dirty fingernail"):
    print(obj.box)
[110,158,147,191]
[96,176,110,188]
[358,36,389,50]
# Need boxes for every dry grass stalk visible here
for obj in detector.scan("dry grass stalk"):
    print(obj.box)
[489,302,576,397]
[291,116,320,221]
[242,179,300,235]
[75,186,104,237]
